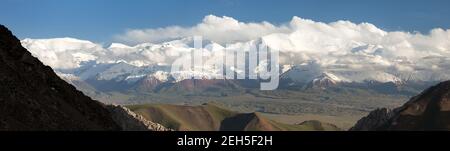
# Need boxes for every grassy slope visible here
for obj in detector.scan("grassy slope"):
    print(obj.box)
[127,103,341,131]
[127,103,238,130]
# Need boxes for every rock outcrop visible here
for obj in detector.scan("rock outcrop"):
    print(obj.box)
[351,80,450,131]
[350,108,394,131]
[107,105,172,131]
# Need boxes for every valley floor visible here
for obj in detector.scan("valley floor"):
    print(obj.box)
[95,88,412,130]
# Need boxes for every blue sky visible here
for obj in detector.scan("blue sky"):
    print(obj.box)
[1,0,449,43]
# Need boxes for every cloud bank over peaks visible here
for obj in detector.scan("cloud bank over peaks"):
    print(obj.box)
[21,15,450,82]
[21,37,102,69]
[114,15,290,45]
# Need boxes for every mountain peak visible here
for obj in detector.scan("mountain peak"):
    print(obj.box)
[108,43,132,49]
[317,72,342,82]
[351,80,450,130]
[305,72,342,89]
[0,25,26,59]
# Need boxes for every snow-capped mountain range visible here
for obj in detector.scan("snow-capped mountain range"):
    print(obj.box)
[21,36,448,92]
[19,15,450,91]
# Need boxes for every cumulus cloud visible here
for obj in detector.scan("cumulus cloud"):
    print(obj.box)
[21,38,103,69]
[22,15,450,81]
[114,15,449,60]
[114,15,290,45]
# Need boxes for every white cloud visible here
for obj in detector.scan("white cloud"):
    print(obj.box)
[114,15,290,45]
[21,37,103,69]
[22,15,450,82]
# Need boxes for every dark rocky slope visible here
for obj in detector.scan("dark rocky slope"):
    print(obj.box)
[351,80,450,130]
[0,25,167,130]
[0,25,120,130]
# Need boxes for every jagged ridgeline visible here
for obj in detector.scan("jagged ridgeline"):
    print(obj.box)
[0,25,169,131]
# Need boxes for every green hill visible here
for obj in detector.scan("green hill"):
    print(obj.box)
[127,103,341,131]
